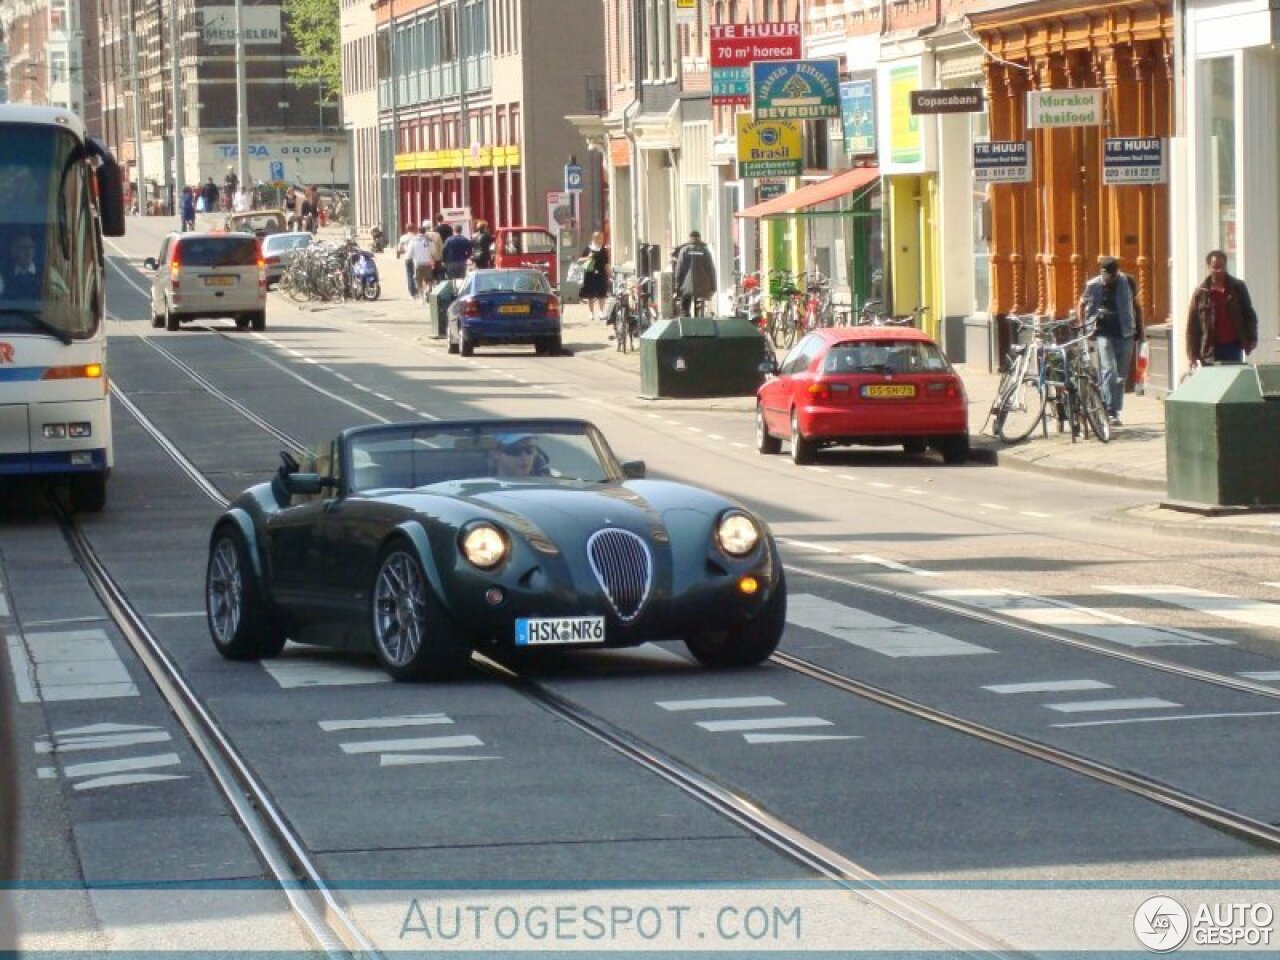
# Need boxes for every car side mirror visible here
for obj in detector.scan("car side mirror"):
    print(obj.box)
[143,257,158,270]
[284,472,328,496]
[758,359,779,376]
[620,459,646,479]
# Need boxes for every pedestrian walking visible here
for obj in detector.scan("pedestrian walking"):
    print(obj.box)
[201,177,220,217]
[1185,249,1258,369]
[223,167,239,212]
[180,188,196,232]
[397,224,419,299]
[1077,256,1144,427]
[471,220,495,269]
[578,230,610,323]
[442,225,474,280]
[433,215,451,282]
[407,224,436,303]
[674,230,717,317]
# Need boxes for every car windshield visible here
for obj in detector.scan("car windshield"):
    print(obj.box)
[178,237,259,267]
[344,421,619,491]
[502,231,555,255]
[824,340,950,374]
[264,235,311,254]
[472,271,550,295]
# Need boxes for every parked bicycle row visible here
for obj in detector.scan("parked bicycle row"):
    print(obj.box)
[277,238,381,303]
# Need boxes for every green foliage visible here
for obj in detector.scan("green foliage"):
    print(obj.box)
[283,0,341,104]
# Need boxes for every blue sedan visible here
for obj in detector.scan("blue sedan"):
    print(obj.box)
[446,269,562,357]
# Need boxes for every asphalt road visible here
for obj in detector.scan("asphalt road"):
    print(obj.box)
[3,217,1279,954]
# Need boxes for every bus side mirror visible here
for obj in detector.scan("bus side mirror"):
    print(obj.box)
[95,158,126,238]
[142,257,158,270]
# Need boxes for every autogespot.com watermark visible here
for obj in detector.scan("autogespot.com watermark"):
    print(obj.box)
[1135,895,1275,952]
[399,898,802,947]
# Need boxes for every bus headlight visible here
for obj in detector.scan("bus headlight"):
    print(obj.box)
[42,424,67,439]
[68,422,92,438]
[716,512,760,557]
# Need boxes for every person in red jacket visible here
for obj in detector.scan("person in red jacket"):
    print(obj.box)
[1185,250,1258,368]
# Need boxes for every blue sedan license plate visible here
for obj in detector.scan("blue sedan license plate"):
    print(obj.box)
[515,616,606,646]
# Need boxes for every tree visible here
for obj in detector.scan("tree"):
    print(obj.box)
[283,0,341,105]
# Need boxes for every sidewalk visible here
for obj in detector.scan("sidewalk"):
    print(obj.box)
[347,245,1280,546]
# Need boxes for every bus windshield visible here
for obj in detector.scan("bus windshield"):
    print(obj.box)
[0,123,100,341]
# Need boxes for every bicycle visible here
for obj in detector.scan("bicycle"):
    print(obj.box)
[856,301,926,327]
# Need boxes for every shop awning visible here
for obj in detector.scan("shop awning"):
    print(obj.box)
[737,165,880,219]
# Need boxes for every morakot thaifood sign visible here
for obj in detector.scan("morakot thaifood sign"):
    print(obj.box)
[1026,89,1104,128]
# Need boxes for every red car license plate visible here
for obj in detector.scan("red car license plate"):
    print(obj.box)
[862,383,916,398]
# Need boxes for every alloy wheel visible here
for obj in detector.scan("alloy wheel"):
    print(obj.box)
[373,551,427,667]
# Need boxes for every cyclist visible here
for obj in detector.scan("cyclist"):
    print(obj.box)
[674,230,716,317]
[1077,256,1143,427]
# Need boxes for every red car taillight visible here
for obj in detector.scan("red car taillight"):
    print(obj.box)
[547,299,561,319]
[807,381,830,401]
[927,379,961,399]
[169,253,181,290]
[462,299,483,317]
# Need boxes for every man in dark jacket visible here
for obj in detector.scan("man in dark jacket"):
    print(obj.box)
[1185,249,1258,368]
[201,177,220,215]
[1077,256,1144,426]
[674,230,716,316]
[442,226,474,279]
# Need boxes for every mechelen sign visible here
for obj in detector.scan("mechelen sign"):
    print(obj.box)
[202,7,283,46]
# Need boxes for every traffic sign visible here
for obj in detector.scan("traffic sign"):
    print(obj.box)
[564,163,584,192]
[269,161,284,181]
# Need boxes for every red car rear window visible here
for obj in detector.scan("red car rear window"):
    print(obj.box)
[824,340,949,375]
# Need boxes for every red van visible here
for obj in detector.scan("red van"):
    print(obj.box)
[494,227,558,286]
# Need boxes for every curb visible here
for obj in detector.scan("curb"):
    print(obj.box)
[1097,502,1280,548]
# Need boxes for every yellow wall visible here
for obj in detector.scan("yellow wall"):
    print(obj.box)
[886,173,940,340]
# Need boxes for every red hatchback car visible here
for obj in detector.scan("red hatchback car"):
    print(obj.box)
[756,327,970,465]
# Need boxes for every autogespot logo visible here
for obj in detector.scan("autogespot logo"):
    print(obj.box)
[1135,896,1191,952]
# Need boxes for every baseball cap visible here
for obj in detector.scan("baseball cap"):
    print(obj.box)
[1099,256,1119,275]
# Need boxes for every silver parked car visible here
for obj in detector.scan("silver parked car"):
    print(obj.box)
[260,231,313,288]
[144,232,267,331]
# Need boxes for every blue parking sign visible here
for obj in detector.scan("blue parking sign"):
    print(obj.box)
[270,161,284,181]
[565,163,583,192]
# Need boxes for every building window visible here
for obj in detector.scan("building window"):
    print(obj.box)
[1202,56,1237,258]
[970,109,990,314]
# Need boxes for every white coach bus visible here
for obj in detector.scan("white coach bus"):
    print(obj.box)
[0,105,126,511]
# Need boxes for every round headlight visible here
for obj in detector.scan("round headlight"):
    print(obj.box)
[461,524,508,569]
[717,512,760,557]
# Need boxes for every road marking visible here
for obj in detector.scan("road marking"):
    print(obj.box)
[1099,585,1280,631]
[853,554,938,577]
[263,656,391,688]
[0,592,8,617]
[927,589,1231,647]
[34,728,171,753]
[979,503,1004,511]
[61,753,182,778]
[788,593,993,657]
[707,433,725,441]
[730,442,749,449]
[984,680,1113,695]
[319,714,452,732]
[339,734,484,754]
[11,629,139,702]
[743,733,859,744]
[658,696,785,712]
[869,482,894,489]
[1045,698,1180,714]
[381,754,502,766]
[696,717,833,732]
[837,474,859,482]
[1239,671,1280,681]
[1020,511,1053,519]
[812,467,830,474]
[394,401,415,412]
[1264,582,1280,589]
[1052,709,1280,728]
[777,537,842,555]
[74,772,187,791]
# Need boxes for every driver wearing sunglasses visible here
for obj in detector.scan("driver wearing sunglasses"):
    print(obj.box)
[491,433,549,478]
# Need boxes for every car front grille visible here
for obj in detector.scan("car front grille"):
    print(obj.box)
[586,528,652,623]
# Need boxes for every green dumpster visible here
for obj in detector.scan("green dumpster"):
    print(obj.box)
[639,315,769,399]
[425,280,459,338]
[1165,363,1280,509]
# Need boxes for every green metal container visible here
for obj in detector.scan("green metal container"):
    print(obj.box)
[1165,364,1280,508]
[639,315,770,399]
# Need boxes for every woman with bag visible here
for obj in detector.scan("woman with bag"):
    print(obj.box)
[579,231,610,324]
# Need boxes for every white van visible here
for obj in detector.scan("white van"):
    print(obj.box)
[144,232,266,331]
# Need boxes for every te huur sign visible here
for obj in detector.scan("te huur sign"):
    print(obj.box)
[1103,138,1167,185]
[973,141,1031,183]
[910,88,984,114]
[1026,88,1104,128]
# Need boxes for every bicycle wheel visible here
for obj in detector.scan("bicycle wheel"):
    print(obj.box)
[780,303,800,349]
[1078,375,1111,443]
[994,374,1046,443]
[769,308,788,349]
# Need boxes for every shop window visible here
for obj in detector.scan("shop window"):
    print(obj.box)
[970,109,990,314]
[1201,56,1237,258]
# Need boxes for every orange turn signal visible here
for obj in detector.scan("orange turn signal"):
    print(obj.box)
[738,576,759,596]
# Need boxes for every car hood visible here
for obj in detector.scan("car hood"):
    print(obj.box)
[417,478,743,542]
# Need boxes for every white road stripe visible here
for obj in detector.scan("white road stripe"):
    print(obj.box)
[869,482,894,489]
[381,754,501,766]
[777,538,842,555]
[697,717,833,732]
[1239,671,1280,681]
[788,593,992,657]
[854,555,938,577]
[263,658,390,688]
[5,635,38,704]
[1045,698,1180,714]
[0,593,8,618]
[730,442,749,449]
[319,714,451,732]
[1099,585,1280,631]
[74,773,186,791]
[707,434,725,440]
[657,696,785,712]
[1052,710,1280,728]
[928,589,1231,648]
[18,629,139,701]
[35,730,171,754]
[61,753,181,778]
[984,680,1112,695]
[340,735,484,754]
[1020,511,1053,519]
[1263,582,1280,589]
[979,503,1004,511]
[743,733,860,744]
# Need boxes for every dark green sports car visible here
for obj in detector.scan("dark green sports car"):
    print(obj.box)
[205,418,786,680]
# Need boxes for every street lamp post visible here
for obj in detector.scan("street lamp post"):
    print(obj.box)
[170,1,186,210]
[127,0,147,214]
[234,0,249,195]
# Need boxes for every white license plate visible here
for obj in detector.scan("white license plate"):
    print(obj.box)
[515,616,606,646]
